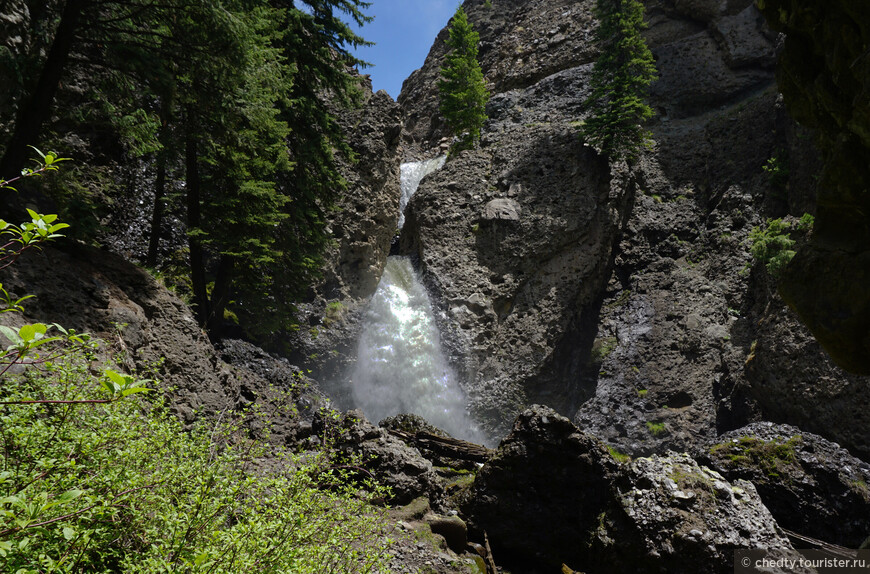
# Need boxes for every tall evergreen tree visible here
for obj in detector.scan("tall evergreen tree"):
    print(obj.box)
[0,0,374,340]
[438,6,488,152]
[227,0,373,338]
[580,0,657,161]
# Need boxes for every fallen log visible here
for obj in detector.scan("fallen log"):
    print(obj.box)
[387,429,493,463]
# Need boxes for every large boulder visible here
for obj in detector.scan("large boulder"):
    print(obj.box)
[699,422,870,548]
[606,452,799,574]
[462,406,800,573]
[322,409,444,506]
[461,406,619,569]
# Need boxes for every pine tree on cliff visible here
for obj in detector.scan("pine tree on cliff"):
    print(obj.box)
[580,0,657,161]
[438,6,489,152]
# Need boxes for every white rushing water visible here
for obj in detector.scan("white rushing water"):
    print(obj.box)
[350,156,483,443]
[397,155,445,229]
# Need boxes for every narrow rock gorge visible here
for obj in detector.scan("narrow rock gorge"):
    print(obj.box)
[2,0,869,572]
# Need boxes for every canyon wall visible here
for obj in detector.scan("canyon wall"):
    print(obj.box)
[397,0,870,455]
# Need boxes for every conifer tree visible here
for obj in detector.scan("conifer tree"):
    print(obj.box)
[438,6,489,152]
[0,0,373,339]
[580,0,657,161]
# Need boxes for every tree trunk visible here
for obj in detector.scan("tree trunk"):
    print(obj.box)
[207,254,234,339]
[185,114,209,327]
[0,0,85,179]
[146,157,166,268]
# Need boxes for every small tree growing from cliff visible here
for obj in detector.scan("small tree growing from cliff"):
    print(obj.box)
[580,0,657,161]
[438,6,489,152]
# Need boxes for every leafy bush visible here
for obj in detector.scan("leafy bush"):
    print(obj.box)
[1,357,395,573]
[0,158,396,573]
[748,214,814,279]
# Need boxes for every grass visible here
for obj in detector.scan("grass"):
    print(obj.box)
[607,446,632,464]
[646,421,667,436]
[591,336,618,363]
[709,435,803,480]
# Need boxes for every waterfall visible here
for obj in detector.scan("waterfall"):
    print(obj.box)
[398,155,445,229]
[350,156,484,443]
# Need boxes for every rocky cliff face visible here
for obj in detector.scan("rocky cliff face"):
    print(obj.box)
[269,79,403,403]
[755,0,870,375]
[398,0,870,457]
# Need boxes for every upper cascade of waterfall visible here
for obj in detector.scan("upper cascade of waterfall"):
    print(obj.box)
[350,256,485,444]
[398,155,446,229]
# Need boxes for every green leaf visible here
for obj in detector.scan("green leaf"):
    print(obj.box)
[28,145,45,160]
[0,325,21,344]
[18,323,47,342]
[105,369,131,387]
[194,551,211,567]
[57,489,84,503]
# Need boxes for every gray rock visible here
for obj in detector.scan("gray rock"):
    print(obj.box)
[606,452,798,573]
[400,133,614,438]
[711,4,777,68]
[396,0,869,459]
[699,422,870,548]
[425,514,468,554]
[461,405,619,569]
[462,406,800,573]
[326,410,444,506]
[481,198,521,221]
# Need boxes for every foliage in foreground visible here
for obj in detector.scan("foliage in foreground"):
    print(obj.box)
[0,155,395,573]
[0,355,395,573]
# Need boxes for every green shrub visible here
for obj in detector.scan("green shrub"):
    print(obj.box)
[0,356,395,573]
[762,154,789,188]
[748,215,814,279]
[0,157,395,573]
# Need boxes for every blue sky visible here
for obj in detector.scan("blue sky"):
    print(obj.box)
[350,0,458,99]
